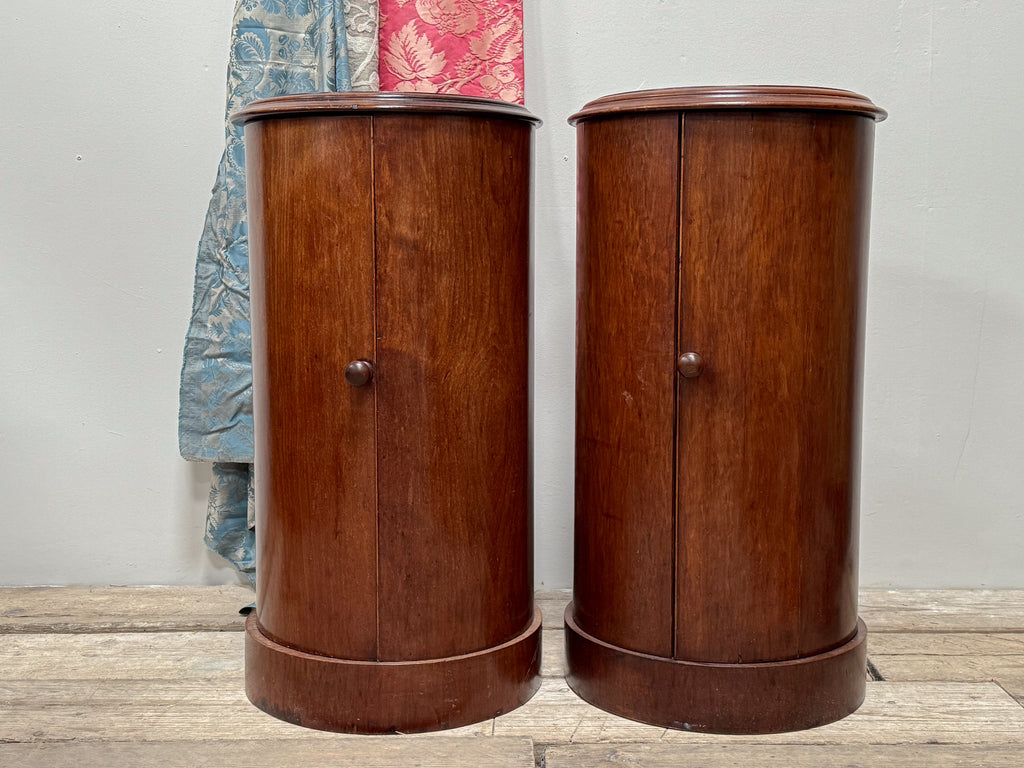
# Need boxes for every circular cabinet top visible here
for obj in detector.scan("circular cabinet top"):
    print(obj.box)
[568,86,886,124]
[233,92,541,126]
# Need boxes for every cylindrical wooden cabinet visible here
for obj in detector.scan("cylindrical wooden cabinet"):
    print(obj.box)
[235,93,541,734]
[566,87,886,734]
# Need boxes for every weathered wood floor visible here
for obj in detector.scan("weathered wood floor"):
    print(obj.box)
[1,587,1022,766]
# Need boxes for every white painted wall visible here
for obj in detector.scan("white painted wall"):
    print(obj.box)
[1,1,1022,587]
[0,1,240,585]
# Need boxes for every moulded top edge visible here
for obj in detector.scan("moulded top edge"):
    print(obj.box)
[232,92,541,126]
[568,86,887,124]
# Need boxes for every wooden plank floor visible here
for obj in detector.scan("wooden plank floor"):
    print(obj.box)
[1,588,1022,767]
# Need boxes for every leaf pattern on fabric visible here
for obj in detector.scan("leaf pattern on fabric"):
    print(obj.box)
[345,0,380,89]
[384,21,447,81]
[379,0,524,104]
[467,11,521,63]
[206,463,256,586]
[415,0,479,36]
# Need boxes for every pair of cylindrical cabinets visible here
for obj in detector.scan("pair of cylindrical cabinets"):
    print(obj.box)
[237,86,885,735]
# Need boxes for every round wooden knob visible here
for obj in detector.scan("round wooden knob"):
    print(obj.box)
[677,352,704,378]
[344,360,374,387]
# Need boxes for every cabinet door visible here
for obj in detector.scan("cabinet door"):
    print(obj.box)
[675,112,871,662]
[372,114,533,661]
[249,116,378,660]
[574,113,680,657]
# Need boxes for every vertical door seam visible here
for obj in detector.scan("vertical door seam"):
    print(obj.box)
[671,112,685,659]
[370,115,381,662]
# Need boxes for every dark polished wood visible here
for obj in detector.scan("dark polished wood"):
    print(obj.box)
[235,91,540,124]
[573,113,679,658]
[569,85,887,123]
[675,352,704,379]
[241,95,539,733]
[248,115,378,662]
[373,114,533,661]
[247,608,542,734]
[569,87,883,733]
[676,112,872,664]
[565,606,866,734]
[343,359,374,387]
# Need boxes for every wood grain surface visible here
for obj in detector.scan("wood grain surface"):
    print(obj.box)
[242,97,539,732]
[568,85,887,124]
[492,679,1024,745]
[0,585,252,633]
[565,608,867,734]
[859,589,1024,632]
[675,111,874,663]
[247,115,379,661]
[2,587,1023,764]
[234,91,540,124]
[373,113,534,661]
[6,586,1017,635]
[5,668,1022,746]
[0,739,537,768]
[572,112,680,657]
[245,609,541,734]
[568,89,881,733]
[545,744,1024,767]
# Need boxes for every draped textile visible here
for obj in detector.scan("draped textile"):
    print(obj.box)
[179,1,377,581]
[346,0,381,89]
[379,0,524,103]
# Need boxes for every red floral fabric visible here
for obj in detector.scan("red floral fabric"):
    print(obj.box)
[379,0,525,104]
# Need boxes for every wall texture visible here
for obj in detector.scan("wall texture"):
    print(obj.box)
[1,1,1022,587]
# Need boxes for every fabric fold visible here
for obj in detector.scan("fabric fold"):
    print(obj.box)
[346,0,381,90]
[180,1,372,581]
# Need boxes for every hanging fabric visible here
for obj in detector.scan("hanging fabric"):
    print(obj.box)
[346,1,381,90]
[378,0,524,104]
[179,1,379,583]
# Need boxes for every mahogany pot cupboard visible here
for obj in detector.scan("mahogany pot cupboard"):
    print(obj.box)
[567,87,886,734]
[235,93,541,734]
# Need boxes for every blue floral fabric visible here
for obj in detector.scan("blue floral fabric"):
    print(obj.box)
[179,1,359,580]
[206,463,257,584]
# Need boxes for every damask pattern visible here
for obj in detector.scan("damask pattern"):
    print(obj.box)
[180,0,362,578]
[346,1,380,89]
[207,463,256,584]
[379,0,524,103]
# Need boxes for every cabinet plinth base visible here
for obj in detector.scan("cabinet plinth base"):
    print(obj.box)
[564,605,866,734]
[245,608,542,734]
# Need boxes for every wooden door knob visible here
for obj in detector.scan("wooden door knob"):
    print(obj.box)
[344,360,375,387]
[677,352,704,378]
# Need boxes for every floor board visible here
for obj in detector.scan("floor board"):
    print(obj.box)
[7,587,1021,634]
[869,631,1024,699]
[0,586,252,634]
[0,677,492,742]
[0,738,536,768]
[2,586,1023,765]
[1,630,571,681]
[13,674,1020,748]
[544,743,1024,767]
[860,590,1024,633]
[872,653,1024,699]
[871,632,1024,655]
[536,591,570,630]
[1,632,243,679]
[492,679,1024,744]
[542,628,563,677]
